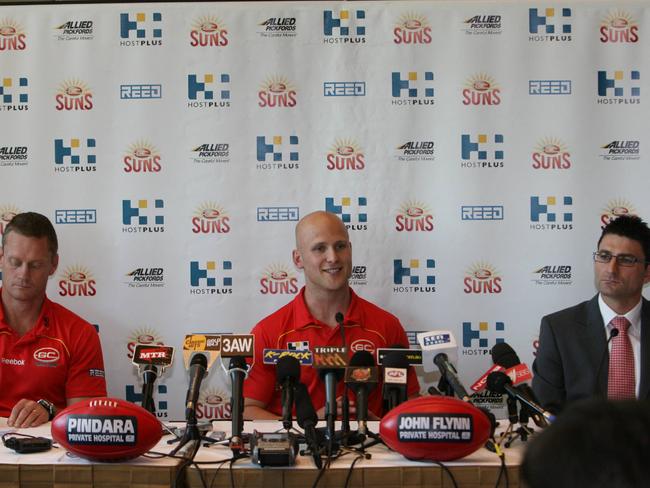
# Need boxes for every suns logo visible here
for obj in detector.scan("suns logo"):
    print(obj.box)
[462,73,501,105]
[190,15,228,47]
[123,140,161,173]
[55,79,93,111]
[326,138,365,170]
[0,19,26,51]
[600,11,638,43]
[126,327,164,359]
[395,201,434,232]
[393,12,431,44]
[463,262,502,294]
[196,388,232,420]
[532,137,571,169]
[191,202,230,234]
[58,265,96,297]
[601,199,637,228]
[260,263,299,295]
[0,205,20,236]
[258,75,297,108]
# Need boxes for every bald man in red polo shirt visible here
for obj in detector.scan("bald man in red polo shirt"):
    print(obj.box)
[244,211,419,419]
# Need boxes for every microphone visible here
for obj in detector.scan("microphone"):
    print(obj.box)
[486,372,555,424]
[141,365,158,414]
[228,355,248,451]
[185,353,208,421]
[294,382,323,469]
[382,346,409,412]
[345,350,378,436]
[335,312,351,440]
[594,327,620,397]
[276,355,301,430]
[131,344,175,414]
[433,352,471,402]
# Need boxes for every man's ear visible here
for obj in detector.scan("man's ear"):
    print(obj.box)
[292,249,303,269]
[50,253,59,277]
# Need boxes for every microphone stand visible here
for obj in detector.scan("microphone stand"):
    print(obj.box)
[336,312,352,447]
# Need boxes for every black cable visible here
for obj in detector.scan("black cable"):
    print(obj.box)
[494,452,509,488]
[343,454,365,488]
[311,455,331,488]
[208,459,230,488]
[432,461,459,488]
[190,461,209,488]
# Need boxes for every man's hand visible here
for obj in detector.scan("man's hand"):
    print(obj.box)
[316,396,356,419]
[7,399,48,428]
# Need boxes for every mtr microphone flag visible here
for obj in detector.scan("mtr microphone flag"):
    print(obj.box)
[416,330,457,374]
[132,344,175,369]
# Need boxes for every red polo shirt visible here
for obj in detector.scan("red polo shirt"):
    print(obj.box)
[0,291,107,416]
[244,287,420,417]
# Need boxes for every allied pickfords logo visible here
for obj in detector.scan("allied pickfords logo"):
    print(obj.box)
[461,133,504,168]
[463,14,502,35]
[395,201,434,232]
[55,20,94,41]
[191,143,230,164]
[190,16,228,47]
[326,139,365,170]
[0,19,26,51]
[260,263,299,295]
[188,73,230,108]
[256,135,299,170]
[392,71,434,106]
[532,138,571,169]
[1,77,28,111]
[393,259,436,293]
[532,265,573,285]
[462,74,501,105]
[349,265,367,286]
[258,16,296,38]
[122,199,164,233]
[326,197,367,231]
[529,7,572,42]
[462,321,505,355]
[600,11,638,43]
[190,260,233,295]
[600,140,640,161]
[191,202,230,234]
[55,79,93,111]
[58,265,96,297]
[0,205,20,236]
[54,138,96,172]
[123,141,161,173]
[124,267,164,288]
[395,140,434,162]
[126,327,164,359]
[120,12,162,46]
[529,80,571,95]
[597,70,640,104]
[530,196,573,230]
[258,76,297,108]
[323,9,366,44]
[0,146,28,167]
[600,199,637,228]
[393,13,431,44]
[464,262,502,294]
[197,388,231,420]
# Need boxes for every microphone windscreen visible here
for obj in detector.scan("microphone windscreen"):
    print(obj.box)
[294,382,317,428]
[486,371,512,394]
[491,342,520,368]
[335,312,345,324]
[276,355,301,382]
[349,350,375,367]
[228,355,247,370]
[611,328,619,338]
[190,353,208,369]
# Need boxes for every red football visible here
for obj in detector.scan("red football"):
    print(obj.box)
[51,397,162,461]
[380,396,492,461]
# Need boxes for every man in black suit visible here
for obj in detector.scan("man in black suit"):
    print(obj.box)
[532,215,650,413]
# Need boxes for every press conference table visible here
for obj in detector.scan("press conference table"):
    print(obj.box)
[0,419,526,488]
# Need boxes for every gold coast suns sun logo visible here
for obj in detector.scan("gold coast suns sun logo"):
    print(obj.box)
[196,388,231,420]
[395,200,434,232]
[190,15,228,47]
[55,79,93,111]
[123,140,161,173]
[0,19,26,51]
[532,137,571,170]
[462,73,501,106]
[258,75,297,108]
[260,263,299,295]
[600,11,638,43]
[191,202,230,234]
[601,199,637,229]
[126,327,164,359]
[0,205,20,236]
[58,265,96,297]
[393,12,431,44]
[464,262,502,294]
[326,138,365,170]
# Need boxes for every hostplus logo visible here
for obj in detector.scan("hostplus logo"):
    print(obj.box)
[530,196,573,230]
[600,11,638,43]
[0,146,28,167]
[461,133,504,168]
[258,75,296,108]
[600,200,637,229]
[532,265,573,286]
[464,262,502,294]
[528,7,572,42]
[124,267,164,288]
[393,13,431,44]
[462,74,501,105]
[125,384,168,419]
[597,70,640,105]
[393,258,436,294]
[191,202,230,234]
[259,263,299,295]
[462,321,505,355]
[256,134,299,170]
[600,140,640,161]
[395,140,435,162]
[55,20,94,41]
[58,265,96,297]
[189,260,233,295]
[187,73,231,108]
[197,389,232,420]
[123,141,161,173]
[532,138,571,169]
[0,205,20,236]
[1,77,28,111]
[55,79,93,111]
[323,9,366,44]
[258,16,296,38]
[395,201,434,232]
[392,71,434,106]
[190,16,228,47]
[126,327,163,359]
[122,199,164,233]
[325,197,367,231]
[0,19,26,51]
[119,12,162,46]
[349,265,367,286]
[191,142,230,164]
[463,14,502,35]
[54,138,96,172]
[326,139,365,170]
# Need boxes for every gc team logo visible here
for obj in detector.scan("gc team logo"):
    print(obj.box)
[0,205,20,236]
[0,19,26,51]
[393,13,431,44]
[530,196,573,230]
[462,74,501,105]
[393,259,436,293]
[197,389,232,420]
[600,140,640,161]
[461,133,504,168]
[463,14,502,35]
[119,12,162,46]
[326,139,365,170]
[532,138,571,169]
[462,321,505,354]
[1,77,28,111]
[55,79,93,111]
[191,143,230,164]
[395,140,435,162]
[126,327,164,359]
[191,203,230,234]
[597,70,640,104]
[33,347,60,367]
[189,260,233,295]
[58,265,96,297]
[464,262,502,294]
[187,73,231,108]
[395,201,434,232]
[528,7,572,42]
[258,75,296,108]
[256,135,299,170]
[600,11,638,43]
[323,9,366,44]
[391,71,434,105]
[258,16,296,38]
[532,265,573,286]
[600,199,637,228]
[325,197,367,231]
[54,138,96,172]
[0,146,28,168]
[122,199,164,233]
[190,16,228,47]
[260,264,299,295]
[123,141,161,173]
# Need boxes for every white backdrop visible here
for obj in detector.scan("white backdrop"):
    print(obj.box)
[0,0,647,420]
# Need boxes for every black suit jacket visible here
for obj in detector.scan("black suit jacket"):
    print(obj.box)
[532,294,650,412]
